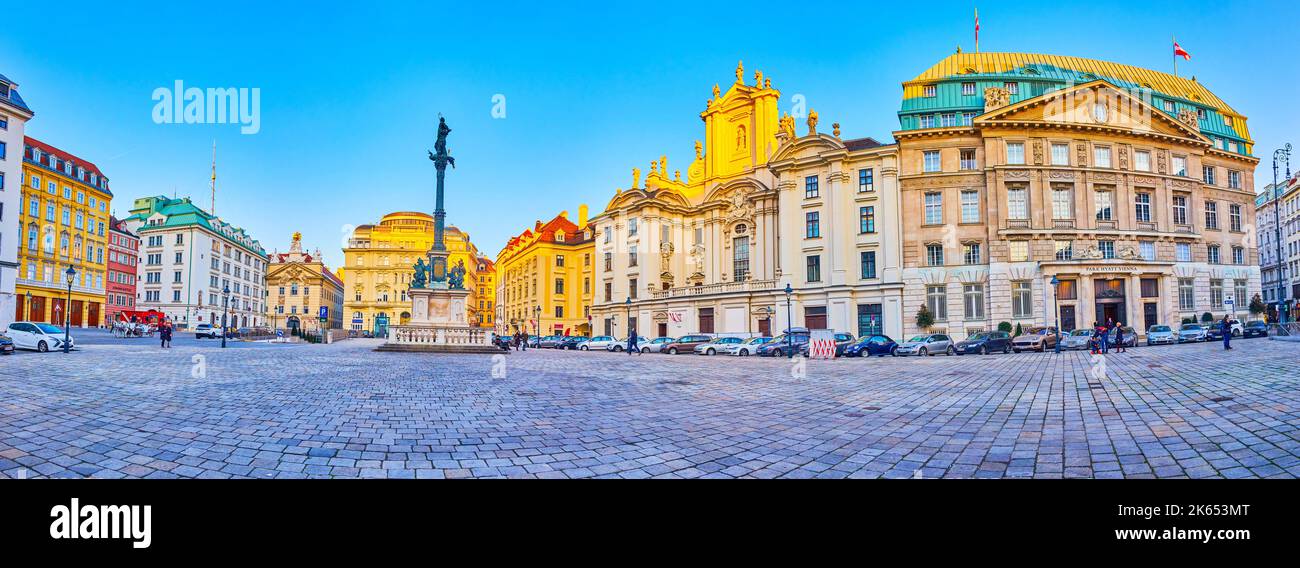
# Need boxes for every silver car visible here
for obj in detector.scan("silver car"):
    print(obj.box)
[1177,323,1208,343]
[893,334,954,357]
[638,337,676,354]
[727,336,772,356]
[1060,329,1095,350]
[1146,325,1176,345]
[695,336,743,355]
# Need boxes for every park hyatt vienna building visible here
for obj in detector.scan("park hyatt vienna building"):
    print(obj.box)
[895,52,1258,338]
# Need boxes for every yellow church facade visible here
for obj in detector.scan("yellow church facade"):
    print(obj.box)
[341,211,490,336]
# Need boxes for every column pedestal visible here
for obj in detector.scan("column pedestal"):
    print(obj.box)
[376,288,502,354]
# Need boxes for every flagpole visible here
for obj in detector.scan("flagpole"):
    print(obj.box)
[1172,35,1177,77]
[975,8,980,53]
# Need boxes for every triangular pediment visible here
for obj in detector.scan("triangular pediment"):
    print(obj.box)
[975,80,1210,144]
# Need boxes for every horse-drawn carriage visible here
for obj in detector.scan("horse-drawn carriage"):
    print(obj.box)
[112,310,165,338]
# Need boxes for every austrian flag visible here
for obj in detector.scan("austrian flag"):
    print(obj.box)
[1174,42,1191,60]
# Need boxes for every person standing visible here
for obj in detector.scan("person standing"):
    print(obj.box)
[159,320,172,349]
[1221,316,1232,350]
[627,329,638,355]
[1098,320,1109,354]
[1114,322,1127,353]
[520,331,528,351]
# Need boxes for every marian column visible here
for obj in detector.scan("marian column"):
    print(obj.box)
[427,116,455,287]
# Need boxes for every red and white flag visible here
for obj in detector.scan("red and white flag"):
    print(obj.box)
[974,9,980,51]
[1173,42,1191,60]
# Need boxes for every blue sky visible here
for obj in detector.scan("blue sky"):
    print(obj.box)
[3,0,1295,269]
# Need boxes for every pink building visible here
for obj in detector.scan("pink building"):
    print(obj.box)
[105,215,139,324]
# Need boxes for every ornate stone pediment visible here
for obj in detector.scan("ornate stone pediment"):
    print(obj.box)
[975,80,1211,144]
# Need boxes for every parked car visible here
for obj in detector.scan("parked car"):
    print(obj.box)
[537,335,566,348]
[661,334,714,355]
[5,322,74,352]
[0,333,13,355]
[1243,320,1269,339]
[757,330,811,357]
[1011,327,1058,352]
[894,334,955,357]
[636,337,676,353]
[194,323,219,339]
[695,336,743,355]
[1145,325,1176,345]
[727,336,772,356]
[843,335,898,357]
[577,336,619,351]
[557,336,590,350]
[526,335,540,348]
[800,332,857,357]
[954,331,1012,355]
[1061,329,1095,351]
[1107,326,1137,348]
[1177,323,1208,343]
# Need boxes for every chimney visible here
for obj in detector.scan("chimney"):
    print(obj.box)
[535,220,543,231]
[578,204,589,229]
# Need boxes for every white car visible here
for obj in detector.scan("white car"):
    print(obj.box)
[728,336,773,356]
[5,321,75,352]
[636,337,676,353]
[577,336,619,351]
[694,336,743,355]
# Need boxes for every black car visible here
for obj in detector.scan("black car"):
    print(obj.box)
[0,334,13,355]
[557,336,589,350]
[758,331,810,357]
[1243,320,1269,339]
[953,331,1012,355]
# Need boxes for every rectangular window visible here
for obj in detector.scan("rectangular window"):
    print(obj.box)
[857,304,884,338]
[926,285,947,321]
[1234,280,1248,308]
[940,113,956,127]
[629,245,638,267]
[554,278,564,294]
[1135,193,1151,222]
[1179,278,1195,310]
[555,255,565,267]
[1058,279,1078,300]
[1007,187,1027,220]
[1099,240,1115,259]
[1009,240,1029,262]
[805,212,820,238]
[960,190,979,223]
[1210,279,1223,307]
[1141,278,1160,298]
[804,175,819,198]
[627,217,638,236]
[1095,191,1113,221]
[963,243,981,265]
[1052,187,1073,220]
[1228,170,1241,189]
[961,82,975,96]
[1232,246,1244,265]
[1140,241,1156,261]
[1012,281,1033,318]
[1207,245,1220,264]
[1173,195,1188,225]
[1173,156,1187,177]
[1204,201,1218,229]
[805,255,821,283]
[923,84,936,97]
[1094,147,1111,168]
[733,236,750,282]
[962,112,977,125]
[964,284,985,320]
[629,278,638,299]
[923,150,941,172]
[1004,81,1019,94]
[1135,151,1151,172]
[858,168,874,192]
[1176,243,1192,262]
[1229,204,1242,232]
[1006,142,1025,165]
[960,149,976,171]
[919,115,935,129]
[1054,240,1073,260]
[860,251,876,279]
[926,244,944,266]
[1203,165,1216,185]
[1051,143,1069,166]
[859,206,875,233]
[924,192,942,224]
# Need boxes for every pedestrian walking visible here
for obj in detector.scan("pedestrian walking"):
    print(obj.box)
[159,320,173,349]
[627,329,638,355]
[520,331,528,351]
[1221,317,1233,350]
[1114,322,1127,353]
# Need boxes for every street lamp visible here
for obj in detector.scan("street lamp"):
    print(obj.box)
[784,283,793,359]
[221,285,231,349]
[63,266,76,353]
[625,296,632,339]
[533,305,541,338]
[24,291,31,322]
[1272,144,1291,324]
[1050,276,1062,353]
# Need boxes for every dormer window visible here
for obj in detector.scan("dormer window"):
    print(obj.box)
[922,84,936,98]
[555,230,565,242]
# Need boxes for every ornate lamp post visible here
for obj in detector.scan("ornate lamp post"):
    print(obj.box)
[24,291,31,321]
[221,285,230,349]
[784,283,793,359]
[533,304,541,338]
[625,296,632,339]
[63,266,76,353]
[1050,276,1062,353]
[1273,144,1291,324]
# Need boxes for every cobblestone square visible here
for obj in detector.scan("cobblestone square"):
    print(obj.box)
[2,331,1298,479]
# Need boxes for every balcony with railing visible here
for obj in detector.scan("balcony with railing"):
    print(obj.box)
[650,278,778,300]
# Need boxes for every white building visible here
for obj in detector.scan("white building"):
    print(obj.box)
[121,195,267,329]
[1257,174,1300,320]
[0,73,35,329]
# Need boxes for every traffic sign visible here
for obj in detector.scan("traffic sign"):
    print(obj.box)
[319,306,329,319]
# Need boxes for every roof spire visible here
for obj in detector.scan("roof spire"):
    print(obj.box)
[210,140,217,215]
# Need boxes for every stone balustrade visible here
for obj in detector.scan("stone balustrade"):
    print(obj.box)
[650,278,779,300]
[389,324,491,346]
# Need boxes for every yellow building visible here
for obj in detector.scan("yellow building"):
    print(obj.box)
[342,211,484,336]
[266,232,345,333]
[473,256,496,330]
[15,137,112,328]
[496,206,595,337]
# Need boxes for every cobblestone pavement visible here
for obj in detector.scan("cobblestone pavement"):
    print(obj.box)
[2,331,1298,479]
